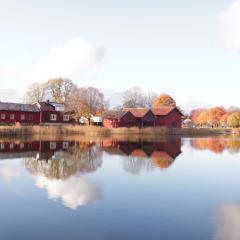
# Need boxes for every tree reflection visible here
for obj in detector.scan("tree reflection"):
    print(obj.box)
[24,142,103,179]
[23,141,103,210]
[191,138,240,154]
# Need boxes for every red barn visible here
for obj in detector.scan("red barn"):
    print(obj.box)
[102,110,136,128]
[34,102,70,124]
[102,107,183,128]
[0,102,40,125]
[152,107,183,128]
[123,108,156,127]
[0,101,71,125]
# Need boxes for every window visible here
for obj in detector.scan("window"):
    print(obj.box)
[1,113,6,120]
[63,115,69,121]
[20,114,25,121]
[63,142,69,149]
[29,115,33,121]
[50,114,57,121]
[10,114,15,120]
[20,143,24,149]
[50,142,57,150]
[9,143,14,149]
[0,143,4,150]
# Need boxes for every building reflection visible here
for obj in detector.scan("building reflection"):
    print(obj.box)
[99,138,182,174]
[0,140,103,210]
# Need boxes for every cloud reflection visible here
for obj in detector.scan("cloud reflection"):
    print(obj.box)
[35,175,101,210]
[0,165,21,181]
[215,204,240,240]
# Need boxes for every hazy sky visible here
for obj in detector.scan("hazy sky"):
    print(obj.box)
[0,0,240,111]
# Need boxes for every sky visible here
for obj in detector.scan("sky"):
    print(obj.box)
[0,0,240,111]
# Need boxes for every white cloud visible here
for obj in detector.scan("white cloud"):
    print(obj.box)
[32,37,105,82]
[35,175,101,210]
[0,165,21,181]
[215,204,240,240]
[218,0,240,51]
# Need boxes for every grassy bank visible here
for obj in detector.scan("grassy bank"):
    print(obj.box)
[0,125,235,138]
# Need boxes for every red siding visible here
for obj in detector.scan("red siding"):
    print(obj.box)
[0,111,40,125]
[155,109,182,128]
[41,111,70,124]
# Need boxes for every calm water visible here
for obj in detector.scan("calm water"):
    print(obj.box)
[0,137,240,240]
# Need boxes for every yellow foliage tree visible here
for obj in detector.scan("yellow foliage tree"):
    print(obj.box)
[152,94,176,108]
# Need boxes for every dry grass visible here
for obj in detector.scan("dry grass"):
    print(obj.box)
[0,125,234,138]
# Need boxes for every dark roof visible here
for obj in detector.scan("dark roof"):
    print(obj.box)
[0,102,39,112]
[36,102,55,111]
[102,110,127,119]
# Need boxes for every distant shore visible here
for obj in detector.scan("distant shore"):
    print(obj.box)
[0,125,238,138]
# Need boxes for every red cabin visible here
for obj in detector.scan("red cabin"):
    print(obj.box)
[0,101,71,125]
[102,107,183,128]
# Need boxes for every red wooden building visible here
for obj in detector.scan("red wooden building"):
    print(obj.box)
[0,101,71,125]
[102,107,183,128]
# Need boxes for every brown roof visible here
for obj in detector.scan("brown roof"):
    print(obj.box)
[130,149,148,157]
[102,110,127,119]
[151,107,174,116]
[103,107,183,119]
[0,102,39,112]
[123,108,149,118]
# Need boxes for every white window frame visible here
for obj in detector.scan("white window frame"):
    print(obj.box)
[50,142,57,150]
[20,143,24,149]
[9,143,14,149]
[0,143,4,150]
[1,113,6,120]
[20,114,25,121]
[50,114,57,121]
[63,115,69,121]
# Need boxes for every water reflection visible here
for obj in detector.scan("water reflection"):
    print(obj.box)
[191,138,240,153]
[0,138,182,209]
[100,139,182,174]
[35,175,101,210]
[215,203,240,240]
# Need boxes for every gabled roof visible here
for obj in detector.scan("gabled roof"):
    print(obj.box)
[123,108,149,118]
[102,110,127,119]
[103,106,183,119]
[0,102,39,112]
[35,102,55,111]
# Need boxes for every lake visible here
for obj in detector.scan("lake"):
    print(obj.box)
[0,136,240,240]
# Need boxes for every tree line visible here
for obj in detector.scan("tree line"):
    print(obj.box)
[191,107,240,128]
[25,78,178,123]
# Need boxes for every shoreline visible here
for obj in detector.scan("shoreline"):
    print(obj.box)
[0,125,237,138]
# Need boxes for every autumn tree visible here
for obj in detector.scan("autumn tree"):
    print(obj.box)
[67,87,106,123]
[208,107,226,127]
[24,82,48,103]
[227,113,240,128]
[152,94,176,108]
[25,78,77,105]
[46,78,77,104]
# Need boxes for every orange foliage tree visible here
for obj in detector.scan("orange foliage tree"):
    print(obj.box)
[208,107,226,127]
[152,94,176,108]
